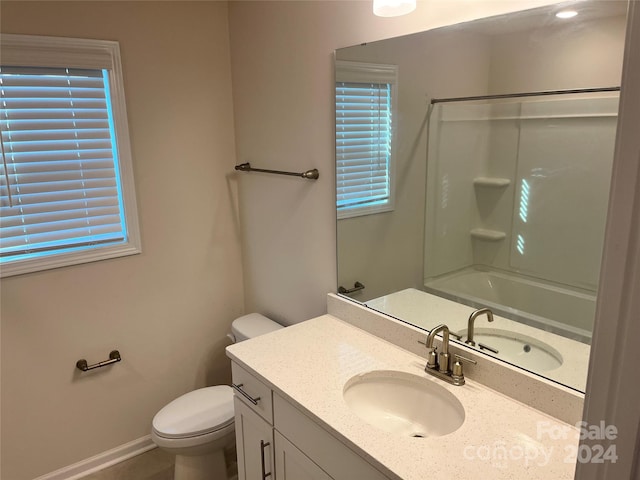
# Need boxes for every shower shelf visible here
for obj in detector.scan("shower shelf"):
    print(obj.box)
[470,228,506,241]
[473,177,511,188]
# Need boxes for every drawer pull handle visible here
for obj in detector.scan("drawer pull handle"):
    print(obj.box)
[231,383,261,405]
[261,440,272,479]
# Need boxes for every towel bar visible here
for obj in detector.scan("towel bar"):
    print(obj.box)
[235,162,319,180]
[76,350,121,372]
[338,281,365,295]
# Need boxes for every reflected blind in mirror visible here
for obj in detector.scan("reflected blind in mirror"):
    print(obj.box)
[335,61,397,219]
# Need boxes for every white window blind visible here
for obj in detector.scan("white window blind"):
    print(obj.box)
[335,61,397,219]
[0,34,140,277]
[1,66,125,258]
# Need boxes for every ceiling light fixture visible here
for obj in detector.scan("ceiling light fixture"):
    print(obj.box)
[373,0,416,17]
[556,10,578,19]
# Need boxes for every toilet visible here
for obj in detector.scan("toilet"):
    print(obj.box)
[151,313,283,480]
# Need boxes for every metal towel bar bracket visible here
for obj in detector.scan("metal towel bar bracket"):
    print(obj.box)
[76,350,121,372]
[235,162,319,180]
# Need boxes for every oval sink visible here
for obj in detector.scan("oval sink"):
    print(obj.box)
[343,370,465,438]
[460,328,563,372]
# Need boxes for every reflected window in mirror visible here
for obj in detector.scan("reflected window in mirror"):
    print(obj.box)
[335,61,397,219]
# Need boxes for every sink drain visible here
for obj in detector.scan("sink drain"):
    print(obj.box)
[410,432,427,438]
[523,344,532,353]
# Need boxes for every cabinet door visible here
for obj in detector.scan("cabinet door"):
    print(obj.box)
[273,394,390,480]
[274,431,332,480]
[235,397,275,480]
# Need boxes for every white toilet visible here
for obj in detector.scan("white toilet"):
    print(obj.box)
[151,313,283,480]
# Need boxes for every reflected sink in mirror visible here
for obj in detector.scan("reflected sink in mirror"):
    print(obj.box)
[458,328,563,372]
[343,370,465,438]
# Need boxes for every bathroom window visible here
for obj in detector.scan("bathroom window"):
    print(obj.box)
[335,61,397,219]
[0,34,140,277]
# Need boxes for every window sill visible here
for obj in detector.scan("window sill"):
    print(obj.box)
[0,242,141,278]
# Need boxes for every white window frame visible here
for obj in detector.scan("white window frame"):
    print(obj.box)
[0,34,141,277]
[335,60,398,220]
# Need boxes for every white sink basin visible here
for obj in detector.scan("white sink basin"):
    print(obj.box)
[343,370,465,438]
[460,328,563,372]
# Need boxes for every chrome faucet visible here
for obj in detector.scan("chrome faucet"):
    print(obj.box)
[424,323,476,386]
[425,324,451,373]
[466,308,494,347]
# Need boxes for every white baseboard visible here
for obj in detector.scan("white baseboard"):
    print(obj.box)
[32,435,156,480]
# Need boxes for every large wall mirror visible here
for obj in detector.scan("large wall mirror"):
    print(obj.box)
[335,0,628,392]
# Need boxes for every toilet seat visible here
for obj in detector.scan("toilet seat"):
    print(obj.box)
[152,386,234,439]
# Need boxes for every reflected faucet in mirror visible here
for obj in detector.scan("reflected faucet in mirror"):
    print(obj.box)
[465,308,494,347]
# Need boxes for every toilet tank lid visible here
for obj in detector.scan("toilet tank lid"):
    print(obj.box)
[231,313,282,340]
[152,386,234,439]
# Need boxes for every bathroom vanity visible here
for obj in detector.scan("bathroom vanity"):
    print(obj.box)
[232,360,388,479]
[226,313,579,480]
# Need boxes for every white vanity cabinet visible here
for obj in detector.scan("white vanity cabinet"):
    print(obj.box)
[274,431,332,480]
[234,397,275,480]
[232,362,275,480]
[231,362,391,480]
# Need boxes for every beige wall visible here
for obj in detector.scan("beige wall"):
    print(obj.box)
[0,2,244,479]
[227,0,560,324]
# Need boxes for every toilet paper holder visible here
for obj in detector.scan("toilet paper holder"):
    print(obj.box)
[76,350,121,372]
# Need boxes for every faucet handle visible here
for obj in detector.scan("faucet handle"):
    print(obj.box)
[453,354,477,365]
[418,338,439,369]
[417,338,437,352]
[451,354,477,386]
[426,347,438,369]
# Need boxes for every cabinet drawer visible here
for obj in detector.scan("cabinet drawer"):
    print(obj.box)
[232,362,273,424]
[274,393,390,480]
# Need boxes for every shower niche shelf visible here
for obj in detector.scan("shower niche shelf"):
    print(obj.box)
[470,228,506,241]
[473,177,511,188]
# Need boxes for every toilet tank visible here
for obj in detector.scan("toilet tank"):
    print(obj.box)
[231,313,282,343]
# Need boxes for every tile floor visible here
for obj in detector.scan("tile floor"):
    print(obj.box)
[82,446,237,480]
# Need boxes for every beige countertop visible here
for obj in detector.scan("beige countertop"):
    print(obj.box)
[226,315,579,480]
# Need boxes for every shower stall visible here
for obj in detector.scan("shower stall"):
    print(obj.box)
[423,88,620,342]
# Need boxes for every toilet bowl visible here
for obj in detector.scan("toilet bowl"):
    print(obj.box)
[151,313,283,480]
